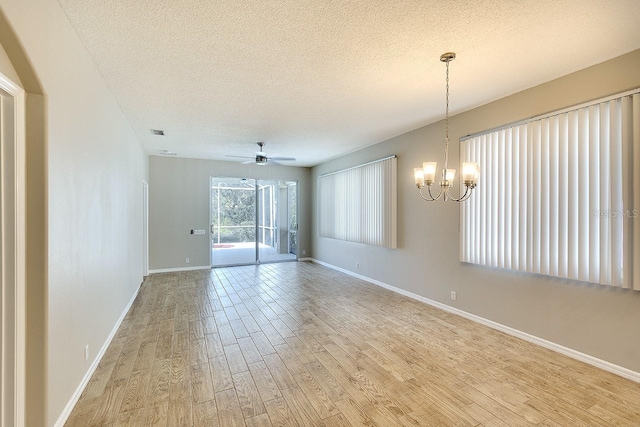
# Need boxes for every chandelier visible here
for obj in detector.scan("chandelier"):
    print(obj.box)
[414,52,479,202]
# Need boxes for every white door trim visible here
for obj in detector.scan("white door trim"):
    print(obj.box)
[142,180,149,277]
[0,70,26,427]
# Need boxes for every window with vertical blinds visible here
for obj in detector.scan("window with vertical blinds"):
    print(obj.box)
[318,156,397,248]
[461,90,640,290]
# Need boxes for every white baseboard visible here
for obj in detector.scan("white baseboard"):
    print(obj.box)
[309,258,640,384]
[148,265,210,274]
[298,257,313,262]
[54,284,142,427]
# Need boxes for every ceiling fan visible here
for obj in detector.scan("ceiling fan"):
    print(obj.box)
[226,142,296,166]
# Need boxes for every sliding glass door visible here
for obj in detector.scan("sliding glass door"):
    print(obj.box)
[211,177,297,267]
[211,178,257,267]
[257,181,298,263]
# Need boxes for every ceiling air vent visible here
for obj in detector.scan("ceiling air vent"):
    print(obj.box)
[150,129,165,136]
[158,149,177,156]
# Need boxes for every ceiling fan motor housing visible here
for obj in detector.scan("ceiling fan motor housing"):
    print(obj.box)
[256,154,268,165]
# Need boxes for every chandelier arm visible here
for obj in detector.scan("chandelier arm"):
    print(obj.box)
[447,186,472,203]
[418,186,441,201]
[428,184,443,201]
[418,186,434,201]
[418,187,435,201]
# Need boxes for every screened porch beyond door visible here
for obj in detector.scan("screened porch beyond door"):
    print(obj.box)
[211,177,297,267]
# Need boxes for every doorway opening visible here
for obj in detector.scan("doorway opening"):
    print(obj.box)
[0,71,26,427]
[210,177,298,267]
[142,181,149,277]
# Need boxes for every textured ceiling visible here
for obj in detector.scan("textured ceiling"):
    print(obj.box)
[58,0,640,167]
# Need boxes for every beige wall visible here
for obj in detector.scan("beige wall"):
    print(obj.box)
[312,49,640,373]
[149,156,311,270]
[0,39,20,84]
[0,1,149,426]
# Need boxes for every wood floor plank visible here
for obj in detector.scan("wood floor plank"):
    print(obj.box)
[262,353,298,390]
[263,396,302,427]
[304,358,346,403]
[64,264,640,427]
[147,358,171,403]
[192,399,219,427]
[250,332,276,356]
[219,324,238,346]
[173,329,189,354]
[273,343,307,375]
[155,329,174,360]
[140,399,169,427]
[132,340,157,373]
[90,378,128,426]
[191,363,215,404]
[119,369,152,414]
[241,315,262,334]
[230,319,251,339]
[245,412,273,427]
[334,397,379,427]
[170,352,190,383]
[189,320,205,341]
[293,369,339,419]
[203,316,218,334]
[81,362,116,400]
[210,355,234,392]
[168,380,192,427]
[237,336,263,365]
[224,343,249,374]
[190,337,209,366]
[111,340,142,381]
[205,332,225,358]
[280,386,324,426]
[114,407,145,427]
[215,389,246,427]
[248,361,282,402]
[232,370,267,418]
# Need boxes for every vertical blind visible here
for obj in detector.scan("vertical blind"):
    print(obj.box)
[461,91,640,290]
[318,156,397,248]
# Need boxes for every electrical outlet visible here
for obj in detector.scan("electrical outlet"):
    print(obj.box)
[356,262,360,269]
[186,257,190,264]
[84,345,89,362]
[450,291,457,301]
[302,250,306,255]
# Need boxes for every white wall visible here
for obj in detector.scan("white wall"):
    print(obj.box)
[149,156,311,270]
[0,1,148,425]
[312,49,640,373]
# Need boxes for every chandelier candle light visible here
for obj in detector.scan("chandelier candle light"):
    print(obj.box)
[414,52,479,202]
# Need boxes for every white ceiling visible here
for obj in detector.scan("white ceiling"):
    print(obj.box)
[58,0,640,167]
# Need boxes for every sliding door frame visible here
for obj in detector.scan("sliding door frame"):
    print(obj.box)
[209,176,299,267]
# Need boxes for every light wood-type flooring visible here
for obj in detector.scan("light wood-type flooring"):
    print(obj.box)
[65,262,640,426]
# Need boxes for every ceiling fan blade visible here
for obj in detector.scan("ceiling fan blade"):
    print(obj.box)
[225,155,254,159]
[267,160,283,166]
[241,160,255,164]
[268,157,296,161]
